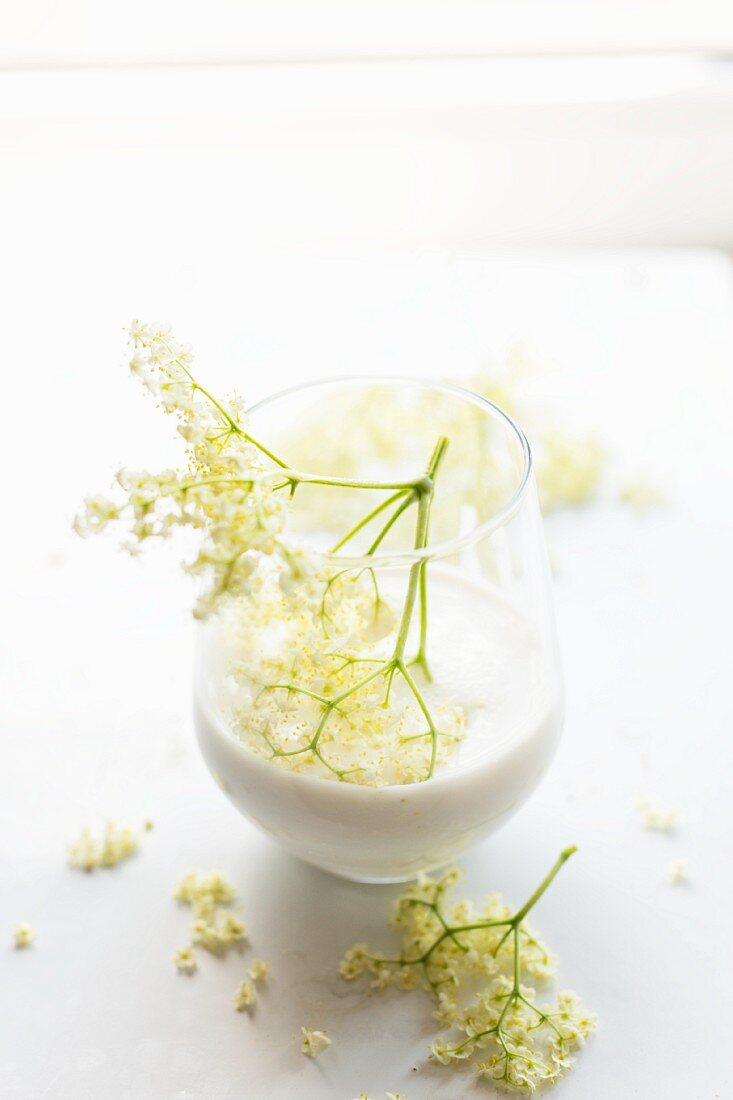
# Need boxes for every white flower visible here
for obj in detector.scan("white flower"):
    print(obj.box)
[174,946,198,974]
[248,958,269,982]
[68,821,140,871]
[174,869,246,958]
[301,1027,331,1058]
[13,922,35,949]
[233,979,256,1012]
[636,796,677,832]
[669,859,688,885]
[190,910,247,954]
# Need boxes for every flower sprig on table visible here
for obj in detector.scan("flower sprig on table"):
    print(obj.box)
[75,323,462,785]
[340,847,595,1093]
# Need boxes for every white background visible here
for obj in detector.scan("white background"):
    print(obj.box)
[1,42,733,1100]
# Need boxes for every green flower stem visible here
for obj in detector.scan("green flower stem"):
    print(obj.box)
[329,489,410,554]
[364,846,577,972]
[392,436,448,663]
[511,846,577,925]
[414,562,431,680]
[365,493,416,555]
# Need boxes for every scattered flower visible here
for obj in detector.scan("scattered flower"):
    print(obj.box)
[301,1027,332,1058]
[619,480,665,511]
[248,958,269,982]
[174,946,198,974]
[13,922,35,949]
[636,796,677,832]
[233,979,256,1012]
[190,910,247,953]
[68,821,140,871]
[669,859,688,885]
[174,869,237,912]
[175,870,246,957]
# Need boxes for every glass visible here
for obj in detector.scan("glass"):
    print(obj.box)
[195,378,563,882]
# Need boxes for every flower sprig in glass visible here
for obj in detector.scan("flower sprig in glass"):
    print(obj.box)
[77,323,563,881]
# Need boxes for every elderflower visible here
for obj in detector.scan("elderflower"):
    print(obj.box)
[340,848,595,1094]
[636,796,677,832]
[301,1027,332,1058]
[619,480,665,511]
[233,979,256,1012]
[175,869,246,956]
[13,922,36,949]
[175,870,237,912]
[190,910,247,953]
[248,958,269,982]
[669,859,688,885]
[68,821,140,871]
[174,946,198,974]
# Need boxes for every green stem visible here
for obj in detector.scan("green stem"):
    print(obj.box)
[294,472,421,492]
[365,493,416,555]
[392,437,448,662]
[329,489,409,553]
[511,846,577,925]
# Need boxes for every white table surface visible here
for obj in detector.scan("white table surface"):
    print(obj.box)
[1,247,732,1100]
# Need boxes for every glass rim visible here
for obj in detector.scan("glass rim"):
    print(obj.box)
[248,375,533,567]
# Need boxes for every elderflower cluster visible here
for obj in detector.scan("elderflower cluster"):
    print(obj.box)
[173,869,247,968]
[68,821,140,871]
[75,322,287,619]
[76,323,465,787]
[301,1027,332,1058]
[340,858,595,1094]
[216,562,465,785]
[173,871,270,1014]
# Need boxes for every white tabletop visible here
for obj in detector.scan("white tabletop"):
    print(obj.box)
[1,248,732,1099]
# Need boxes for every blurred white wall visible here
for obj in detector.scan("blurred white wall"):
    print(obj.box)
[2,58,733,246]
[2,0,733,66]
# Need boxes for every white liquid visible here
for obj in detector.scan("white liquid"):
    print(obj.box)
[195,568,562,882]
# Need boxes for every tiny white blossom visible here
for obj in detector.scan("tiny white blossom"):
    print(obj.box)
[233,979,256,1012]
[13,922,35,949]
[301,1027,331,1058]
[669,859,688,885]
[248,958,269,982]
[636,796,677,832]
[68,821,140,871]
[174,946,198,974]
[619,480,665,511]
